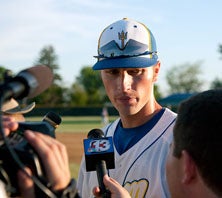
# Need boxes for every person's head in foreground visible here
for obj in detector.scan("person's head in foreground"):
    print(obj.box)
[93,17,161,123]
[166,89,222,198]
[1,98,35,122]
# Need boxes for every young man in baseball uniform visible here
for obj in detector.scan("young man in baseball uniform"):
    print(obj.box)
[77,18,176,197]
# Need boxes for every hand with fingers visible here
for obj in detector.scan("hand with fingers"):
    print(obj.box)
[1,115,77,198]
[17,130,71,198]
[93,174,131,198]
[0,116,19,138]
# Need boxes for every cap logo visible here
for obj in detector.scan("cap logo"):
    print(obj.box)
[118,30,127,49]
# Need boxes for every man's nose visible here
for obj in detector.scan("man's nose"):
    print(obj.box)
[117,72,132,92]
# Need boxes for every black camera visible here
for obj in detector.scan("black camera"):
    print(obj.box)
[0,111,62,197]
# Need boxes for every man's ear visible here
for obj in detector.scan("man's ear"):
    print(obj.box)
[153,61,161,82]
[181,150,197,184]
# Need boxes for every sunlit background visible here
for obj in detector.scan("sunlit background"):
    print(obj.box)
[1,0,221,95]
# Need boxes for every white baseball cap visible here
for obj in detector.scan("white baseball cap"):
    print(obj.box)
[93,18,158,70]
[1,98,35,114]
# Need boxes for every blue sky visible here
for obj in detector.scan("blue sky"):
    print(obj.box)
[0,0,221,95]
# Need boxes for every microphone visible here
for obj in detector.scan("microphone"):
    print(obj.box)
[42,111,62,129]
[17,111,62,138]
[0,65,53,101]
[84,129,115,198]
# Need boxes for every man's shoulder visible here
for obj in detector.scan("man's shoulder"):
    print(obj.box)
[102,118,120,136]
[163,107,177,117]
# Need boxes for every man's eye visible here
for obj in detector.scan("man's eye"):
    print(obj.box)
[106,69,119,75]
[128,69,142,75]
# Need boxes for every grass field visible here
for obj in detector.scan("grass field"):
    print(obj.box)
[26,116,118,133]
[25,115,118,178]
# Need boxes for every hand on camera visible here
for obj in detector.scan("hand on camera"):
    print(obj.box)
[17,130,71,198]
[1,116,19,138]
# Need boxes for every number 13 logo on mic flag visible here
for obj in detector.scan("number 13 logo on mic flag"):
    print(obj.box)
[83,136,115,171]
[87,139,111,153]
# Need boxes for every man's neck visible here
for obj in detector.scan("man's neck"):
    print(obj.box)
[120,102,162,128]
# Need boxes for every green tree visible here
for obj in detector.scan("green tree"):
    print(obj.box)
[210,77,222,89]
[0,66,10,83]
[166,61,203,94]
[219,44,222,59]
[34,45,62,84]
[33,45,65,106]
[154,84,162,100]
[211,44,222,89]
[75,66,105,105]
[68,83,88,106]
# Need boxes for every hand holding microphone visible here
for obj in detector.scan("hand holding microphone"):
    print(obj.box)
[84,129,115,198]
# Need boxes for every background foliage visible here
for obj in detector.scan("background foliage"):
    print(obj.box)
[1,44,222,108]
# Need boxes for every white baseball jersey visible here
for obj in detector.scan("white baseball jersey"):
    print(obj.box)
[77,108,176,198]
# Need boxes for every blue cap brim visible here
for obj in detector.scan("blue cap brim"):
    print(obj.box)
[92,56,158,70]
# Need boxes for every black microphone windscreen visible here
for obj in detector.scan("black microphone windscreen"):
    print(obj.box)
[87,128,104,139]
[42,111,62,128]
